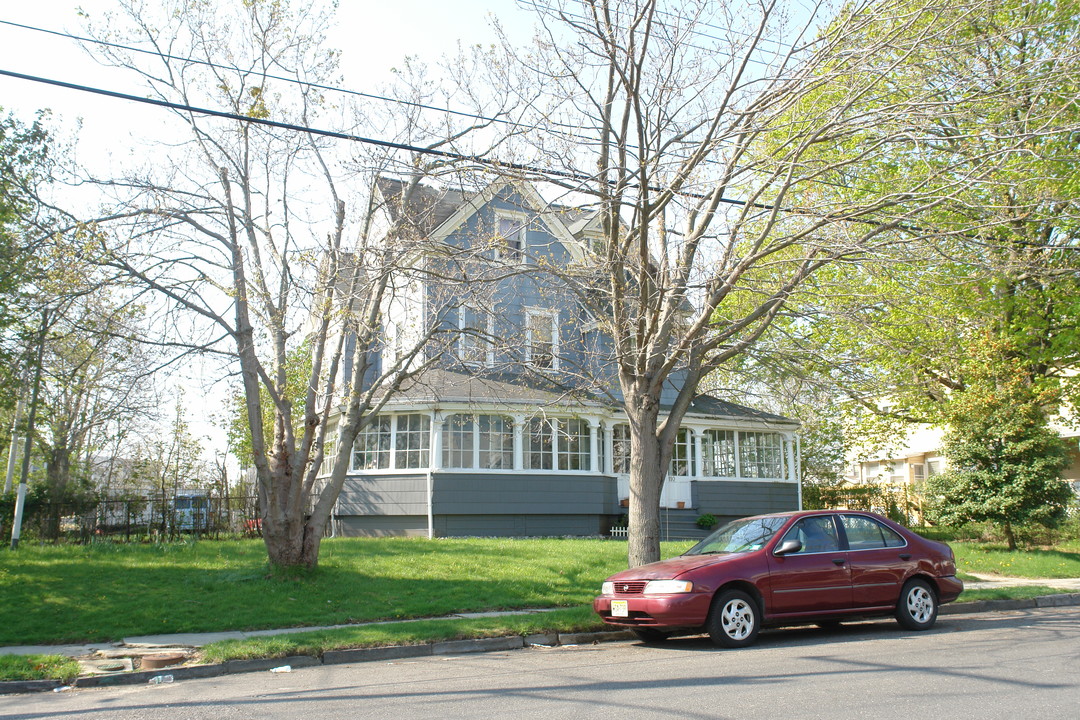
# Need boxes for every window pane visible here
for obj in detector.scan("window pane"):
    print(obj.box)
[526,312,556,369]
[524,418,554,470]
[395,414,430,469]
[497,216,523,259]
[842,515,906,549]
[442,414,475,469]
[353,416,391,470]
[702,430,735,477]
[669,429,693,477]
[557,418,591,471]
[458,306,490,365]
[738,431,783,478]
[781,516,841,554]
[478,415,513,469]
[613,424,631,474]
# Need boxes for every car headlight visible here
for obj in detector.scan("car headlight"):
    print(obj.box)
[602,581,615,595]
[643,580,693,594]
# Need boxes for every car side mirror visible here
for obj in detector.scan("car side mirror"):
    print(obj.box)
[774,539,802,556]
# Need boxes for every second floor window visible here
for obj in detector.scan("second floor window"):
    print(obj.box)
[457,305,492,366]
[525,309,558,370]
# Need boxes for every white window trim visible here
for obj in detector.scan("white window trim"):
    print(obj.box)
[494,209,527,262]
[456,304,495,367]
[524,306,560,371]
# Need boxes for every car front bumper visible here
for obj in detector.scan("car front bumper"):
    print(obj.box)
[593,592,713,628]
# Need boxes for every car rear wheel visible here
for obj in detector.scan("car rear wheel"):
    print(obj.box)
[896,578,938,631]
[631,628,671,644]
[706,589,760,648]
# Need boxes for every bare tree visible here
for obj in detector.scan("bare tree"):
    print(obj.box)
[497,0,1050,566]
[71,0,520,567]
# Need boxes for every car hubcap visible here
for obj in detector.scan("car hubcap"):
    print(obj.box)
[907,586,933,623]
[722,599,754,639]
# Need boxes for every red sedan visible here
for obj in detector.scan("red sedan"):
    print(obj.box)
[594,510,963,647]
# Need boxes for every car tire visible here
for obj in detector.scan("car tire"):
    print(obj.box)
[631,628,670,644]
[706,589,760,648]
[895,578,938,631]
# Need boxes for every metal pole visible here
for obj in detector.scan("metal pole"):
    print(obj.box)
[3,392,24,494]
[10,307,49,551]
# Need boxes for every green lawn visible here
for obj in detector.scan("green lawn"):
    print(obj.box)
[0,537,690,646]
[951,542,1080,578]
[1,535,1076,649]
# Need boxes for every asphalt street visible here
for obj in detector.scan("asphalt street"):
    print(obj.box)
[4,606,1079,720]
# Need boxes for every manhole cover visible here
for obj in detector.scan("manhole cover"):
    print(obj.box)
[141,652,186,669]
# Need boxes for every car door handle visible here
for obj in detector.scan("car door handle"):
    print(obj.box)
[899,554,911,560]
[832,558,846,565]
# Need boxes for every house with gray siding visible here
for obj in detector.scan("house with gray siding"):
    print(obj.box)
[322,177,801,538]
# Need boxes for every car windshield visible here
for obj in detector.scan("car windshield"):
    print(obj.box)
[684,516,789,556]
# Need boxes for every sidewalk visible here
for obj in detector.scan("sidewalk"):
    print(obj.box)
[962,573,1080,591]
[0,607,567,658]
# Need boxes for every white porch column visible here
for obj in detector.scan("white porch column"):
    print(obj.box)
[589,419,600,473]
[692,429,703,478]
[430,412,444,470]
[513,414,525,470]
[602,421,614,475]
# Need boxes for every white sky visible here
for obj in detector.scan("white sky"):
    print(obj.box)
[0,0,534,461]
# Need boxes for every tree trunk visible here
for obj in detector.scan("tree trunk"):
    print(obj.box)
[1003,521,1017,552]
[626,404,666,568]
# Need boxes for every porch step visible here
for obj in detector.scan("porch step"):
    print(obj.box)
[659,508,710,542]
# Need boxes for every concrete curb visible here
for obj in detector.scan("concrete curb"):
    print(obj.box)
[1,630,634,696]
[7,594,1079,696]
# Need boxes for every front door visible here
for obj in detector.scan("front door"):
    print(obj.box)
[660,476,692,508]
[767,515,852,616]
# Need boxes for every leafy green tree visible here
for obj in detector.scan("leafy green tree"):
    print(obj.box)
[769,0,1080,448]
[925,339,1073,550]
[0,109,52,410]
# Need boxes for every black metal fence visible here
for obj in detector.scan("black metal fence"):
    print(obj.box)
[1,494,262,544]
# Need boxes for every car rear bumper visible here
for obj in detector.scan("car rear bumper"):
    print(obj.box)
[935,575,964,604]
[593,593,712,628]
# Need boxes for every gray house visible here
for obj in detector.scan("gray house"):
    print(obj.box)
[322,177,801,538]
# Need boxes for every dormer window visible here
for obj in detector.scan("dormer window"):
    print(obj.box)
[494,211,525,261]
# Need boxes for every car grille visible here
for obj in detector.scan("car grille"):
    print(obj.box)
[612,581,647,595]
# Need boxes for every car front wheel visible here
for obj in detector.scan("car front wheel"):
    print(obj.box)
[896,578,938,631]
[706,589,760,648]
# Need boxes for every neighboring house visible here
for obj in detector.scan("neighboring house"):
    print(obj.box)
[320,177,801,538]
[845,418,1080,494]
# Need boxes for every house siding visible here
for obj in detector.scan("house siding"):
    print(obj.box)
[692,480,799,522]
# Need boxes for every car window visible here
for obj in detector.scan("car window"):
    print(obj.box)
[779,516,841,554]
[841,515,906,550]
[685,516,788,555]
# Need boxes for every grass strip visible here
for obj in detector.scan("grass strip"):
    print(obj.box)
[955,585,1069,603]
[199,606,603,663]
[0,654,81,683]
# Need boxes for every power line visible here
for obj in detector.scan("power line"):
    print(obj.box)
[0,19,537,134]
[1,67,928,238]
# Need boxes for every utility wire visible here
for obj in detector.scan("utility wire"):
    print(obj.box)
[0,19,536,133]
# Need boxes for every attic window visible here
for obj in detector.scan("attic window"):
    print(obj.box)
[495,211,525,261]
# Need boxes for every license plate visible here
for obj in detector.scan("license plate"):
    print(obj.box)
[611,600,629,618]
